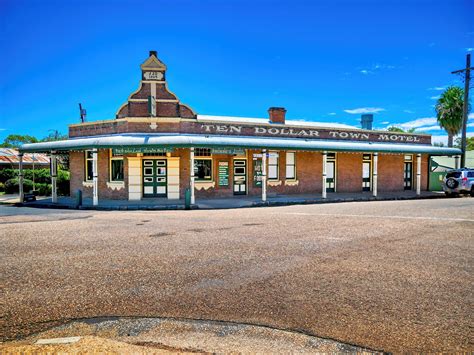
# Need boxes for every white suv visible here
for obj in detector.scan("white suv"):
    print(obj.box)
[442,168,474,197]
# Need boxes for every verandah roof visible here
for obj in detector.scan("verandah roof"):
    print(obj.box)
[19,133,462,155]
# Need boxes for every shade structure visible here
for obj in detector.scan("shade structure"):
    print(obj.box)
[20,133,462,156]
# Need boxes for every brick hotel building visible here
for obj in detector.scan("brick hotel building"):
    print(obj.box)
[20,51,461,205]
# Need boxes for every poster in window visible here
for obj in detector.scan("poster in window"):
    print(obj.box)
[218,161,229,186]
[254,159,262,187]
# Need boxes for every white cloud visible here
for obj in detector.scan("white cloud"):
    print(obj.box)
[430,95,440,100]
[328,112,336,116]
[390,117,438,130]
[381,121,390,125]
[344,107,386,114]
[428,86,446,91]
[467,122,474,128]
[418,125,442,131]
[467,48,474,52]
[359,63,396,75]
[403,109,414,114]
[432,132,474,146]
[468,113,474,119]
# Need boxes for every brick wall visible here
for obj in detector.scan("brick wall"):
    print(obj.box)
[336,153,363,192]
[69,149,128,200]
[378,154,405,191]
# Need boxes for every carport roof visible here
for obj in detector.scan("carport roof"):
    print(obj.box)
[19,133,462,155]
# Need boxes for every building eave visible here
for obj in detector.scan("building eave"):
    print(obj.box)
[19,133,462,155]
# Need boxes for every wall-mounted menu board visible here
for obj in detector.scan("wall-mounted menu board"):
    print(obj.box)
[218,161,229,186]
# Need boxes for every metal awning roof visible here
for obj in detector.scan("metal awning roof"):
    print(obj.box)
[19,133,462,155]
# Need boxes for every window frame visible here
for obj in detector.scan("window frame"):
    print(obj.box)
[268,151,279,180]
[109,149,124,182]
[84,150,94,182]
[285,151,296,180]
[194,157,213,181]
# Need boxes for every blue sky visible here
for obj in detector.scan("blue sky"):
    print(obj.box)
[1,0,473,144]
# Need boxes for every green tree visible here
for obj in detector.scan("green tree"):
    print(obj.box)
[454,136,474,150]
[0,134,38,148]
[435,86,465,147]
[42,130,68,142]
[387,126,417,133]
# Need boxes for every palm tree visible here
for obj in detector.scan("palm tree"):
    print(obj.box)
[435,86,464,147]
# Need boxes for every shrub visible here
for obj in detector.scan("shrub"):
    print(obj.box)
[4,178,33,194]
[0,169,17,183]
[0,182,4,192]
[35,183,52,196]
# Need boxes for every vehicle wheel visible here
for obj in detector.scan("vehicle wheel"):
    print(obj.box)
[446,178,459,189]
[471,187,474,197]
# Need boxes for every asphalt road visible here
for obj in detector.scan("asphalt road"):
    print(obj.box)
[1,199,473,352]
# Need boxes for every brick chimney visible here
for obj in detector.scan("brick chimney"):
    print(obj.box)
[268,107,286,124]
[149,50,157,57]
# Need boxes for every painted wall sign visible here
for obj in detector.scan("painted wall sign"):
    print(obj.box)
[211,148,245,155]
[218,161,229,186]
[199,123,428,144]
[143,71,164,80]
[70,120,431,145]
[112,147,173,154]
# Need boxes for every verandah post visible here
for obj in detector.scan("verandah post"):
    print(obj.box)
[19,153,24,203]
[416,154,421,196]
[92,148,99,206]
[372,153,378,197]
[190,147,195,204]
[51,151,58,203]
[262,149,267,202]
[322,151,327,199]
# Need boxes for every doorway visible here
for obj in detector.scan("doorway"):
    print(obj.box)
[233,159,247,195]
[362,154,372,191]
[143,159,167,197]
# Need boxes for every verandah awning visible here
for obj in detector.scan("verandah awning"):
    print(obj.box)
[19,133,462,155]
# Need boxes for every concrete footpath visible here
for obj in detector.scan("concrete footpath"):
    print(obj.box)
[2,191,446,210]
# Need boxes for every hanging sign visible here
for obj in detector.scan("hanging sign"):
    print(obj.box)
[218,161,229,186]
[212,148,245,155]
[112,147,173,154]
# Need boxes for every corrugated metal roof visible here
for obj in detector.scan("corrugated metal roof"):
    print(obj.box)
[0,148,50,165]
[20,134,462,155]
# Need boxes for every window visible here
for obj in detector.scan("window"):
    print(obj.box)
[404,154,413,162]
[110,150,124,182]
[194,159,212,180]
[85,150,93,181]
[268,151,279,180]
[286,152,296,179]
[195,148,212,157]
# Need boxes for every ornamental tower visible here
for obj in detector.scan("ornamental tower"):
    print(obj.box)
[115,51,196,119]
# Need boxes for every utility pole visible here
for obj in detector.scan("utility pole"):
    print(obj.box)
[451,53,472,168]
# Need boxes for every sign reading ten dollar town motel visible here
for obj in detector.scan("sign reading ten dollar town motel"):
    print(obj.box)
[199,123,429,144]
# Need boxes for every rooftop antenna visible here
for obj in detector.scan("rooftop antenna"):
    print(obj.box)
[79,103,87,123]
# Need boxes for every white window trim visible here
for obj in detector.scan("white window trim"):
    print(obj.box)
[109,149,124,182]
[268,151,279,181]
[285,151,296,180]
[194,157,213,181]
[84,150,93,182]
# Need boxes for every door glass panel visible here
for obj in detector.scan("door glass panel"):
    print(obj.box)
[363,162,370,178]
[144,167,153,175]
[326,162,334,179]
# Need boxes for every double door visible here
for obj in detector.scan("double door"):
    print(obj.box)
[143,159,167,197]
